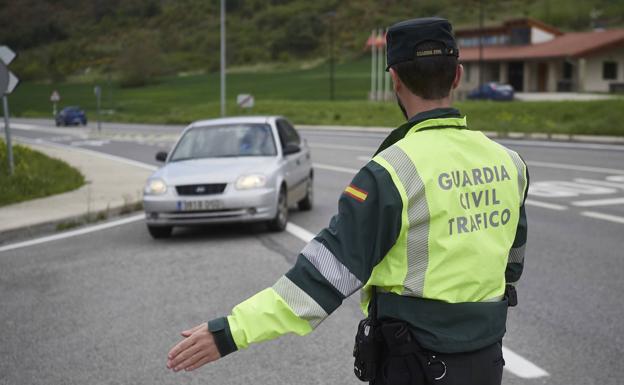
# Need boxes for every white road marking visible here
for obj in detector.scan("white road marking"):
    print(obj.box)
[313,163,359,174]
[572,197,624,207]
[286,220,548,379]
[70,140,110,147]
[501,346,549,378]
[309,142,376,152]
[574,178,624,190]
[528,181,616,198]
[15,136,158,171]
[309,143,624,175]
[580,211,624,224]
[285,223,315,243]
[0,214,145,253]
[526,160,624,175]
[525,199,568,211]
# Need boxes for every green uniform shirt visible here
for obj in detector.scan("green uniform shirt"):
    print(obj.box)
[208,108,529,356]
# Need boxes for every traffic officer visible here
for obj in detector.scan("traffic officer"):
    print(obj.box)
[167,17,528,385]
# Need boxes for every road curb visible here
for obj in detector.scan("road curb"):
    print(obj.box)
[0,205,144,246]
[0,139,152,245]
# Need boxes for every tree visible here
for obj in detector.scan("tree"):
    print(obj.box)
[117,30,163,87]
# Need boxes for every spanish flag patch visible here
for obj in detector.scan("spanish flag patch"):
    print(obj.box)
[344,184,368,202]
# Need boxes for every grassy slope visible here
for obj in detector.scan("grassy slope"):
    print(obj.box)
[0,141,85,206]
[9,57,624,135]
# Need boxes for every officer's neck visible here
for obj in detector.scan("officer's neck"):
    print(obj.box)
[402,94,453,120]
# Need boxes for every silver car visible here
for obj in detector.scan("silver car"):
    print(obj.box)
[143,116,313,238]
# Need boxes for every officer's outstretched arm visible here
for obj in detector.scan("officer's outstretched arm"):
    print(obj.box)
[207,161,403,358]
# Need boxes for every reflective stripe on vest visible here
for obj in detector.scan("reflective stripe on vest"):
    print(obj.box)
[367,117,523,304]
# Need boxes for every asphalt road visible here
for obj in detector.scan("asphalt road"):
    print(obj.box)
[2,118,624,385]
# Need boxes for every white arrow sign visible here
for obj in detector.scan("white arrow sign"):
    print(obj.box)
[0,46,16,65]
[6,71,18,94]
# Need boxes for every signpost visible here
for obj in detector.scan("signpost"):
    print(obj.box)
[94,85,102,132]
[50,90,61,116]
[0,45,19,175]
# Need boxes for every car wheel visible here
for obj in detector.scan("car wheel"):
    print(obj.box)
[297,174,313,211]
[267,187,288,232]
[147,225,173,239]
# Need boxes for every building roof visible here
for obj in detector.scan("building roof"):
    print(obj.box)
[456,18,562,38]
[459,29,624,62]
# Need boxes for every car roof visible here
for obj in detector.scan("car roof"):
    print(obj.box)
[189,116,283,128]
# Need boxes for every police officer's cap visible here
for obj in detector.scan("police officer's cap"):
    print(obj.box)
[386,17,459,70]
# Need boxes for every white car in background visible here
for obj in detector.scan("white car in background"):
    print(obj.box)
[143,116,313,239]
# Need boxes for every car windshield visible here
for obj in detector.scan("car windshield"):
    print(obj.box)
[170,123,277,161]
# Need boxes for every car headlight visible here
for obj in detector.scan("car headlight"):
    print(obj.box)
[144,178,168,195]
[236,174,266,190]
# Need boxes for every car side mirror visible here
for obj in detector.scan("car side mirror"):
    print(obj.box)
[155,151,168,162]
[283,143,301,156]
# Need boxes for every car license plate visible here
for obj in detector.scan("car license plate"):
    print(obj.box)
[178,200,223,212]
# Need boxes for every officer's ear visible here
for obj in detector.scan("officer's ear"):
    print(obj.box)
[452,64,463,90]
[389,67,402,93]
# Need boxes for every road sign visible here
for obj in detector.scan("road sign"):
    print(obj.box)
[0,46,18,96]
[0,64,8,96]
[1,45,17,175]
[236,94,254,108]
[0,46,16,66]
[6,71,18,94]
[50,90,61,103]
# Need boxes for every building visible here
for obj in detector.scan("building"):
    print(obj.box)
[457,18,624,93]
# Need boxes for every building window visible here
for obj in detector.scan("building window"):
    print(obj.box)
[603,61,618,80]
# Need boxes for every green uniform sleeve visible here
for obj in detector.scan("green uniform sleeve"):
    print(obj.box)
[208,162,403,357]
[506,163,529,286]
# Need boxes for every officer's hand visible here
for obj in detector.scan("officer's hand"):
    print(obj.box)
[167,322,221,372]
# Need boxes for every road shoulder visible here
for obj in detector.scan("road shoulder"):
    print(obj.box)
[0,141,152,244]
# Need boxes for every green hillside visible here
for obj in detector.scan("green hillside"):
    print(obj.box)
[2,0,623,83]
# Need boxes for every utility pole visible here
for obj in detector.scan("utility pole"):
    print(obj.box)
[478,0,484,88]
[370,29,377,100]
[328,13,335,101]
[2,96,13,175]
[220,0,226,117]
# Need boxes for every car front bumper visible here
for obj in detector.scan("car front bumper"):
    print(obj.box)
[143,187,277,226]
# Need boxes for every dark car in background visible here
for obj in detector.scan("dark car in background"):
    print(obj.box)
[467,82,514,101]
[55,106,87,126]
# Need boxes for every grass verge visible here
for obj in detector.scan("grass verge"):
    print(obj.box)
[0,140,85,206]
[9,57,624,136]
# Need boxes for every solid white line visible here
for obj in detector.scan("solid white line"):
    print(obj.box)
[574,178,624,190]
[309,142,376,152]
[285,223,315,243]
[525,199,568,211]
[15,136,158,171]
[0,214,145,253]
[286,220,548,379]
[572,197,624,207]
[498,139,624,152]
[526,160,624,175]
[313,163,359,174]
[501,346,549,378]
[580,211,624,224]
